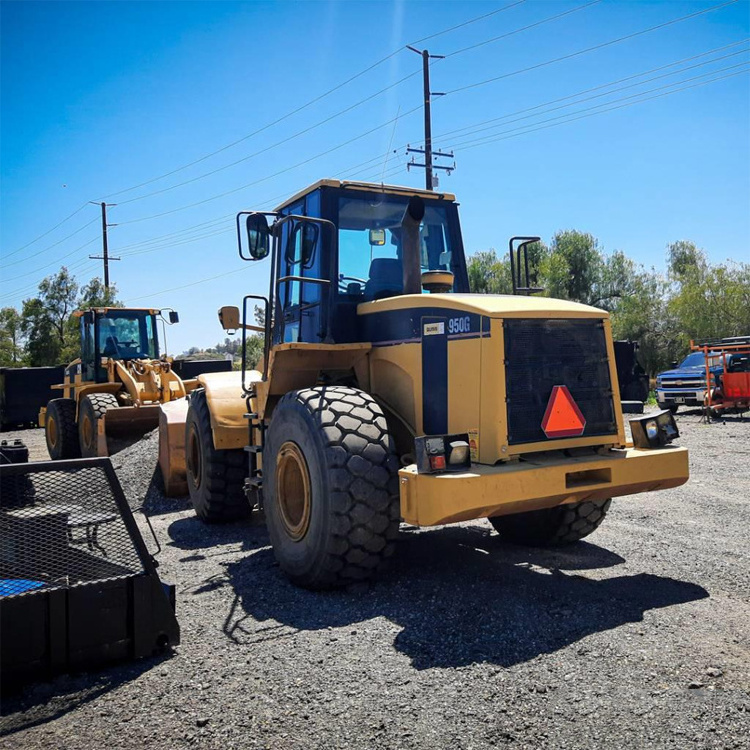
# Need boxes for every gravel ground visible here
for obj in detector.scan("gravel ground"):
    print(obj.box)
[2,408,749,749]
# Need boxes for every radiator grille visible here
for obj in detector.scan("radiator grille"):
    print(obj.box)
[504,319,616,445]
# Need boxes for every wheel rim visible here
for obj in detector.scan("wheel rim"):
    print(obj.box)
[81,412,94,450]
[276,441,311,541]
[186,424,202,489]
[47,414,58,448]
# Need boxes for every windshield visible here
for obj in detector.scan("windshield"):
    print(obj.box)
[97,311,158,360]
[336,193,456,301]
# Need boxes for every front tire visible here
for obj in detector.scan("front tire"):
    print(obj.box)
[185,389,250,522]
[264,386,400,590]
[78,393,119,457]
[45,398,81,460]
[489,499,612,546]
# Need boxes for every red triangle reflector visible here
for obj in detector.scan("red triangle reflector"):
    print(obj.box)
[541,385,586,439]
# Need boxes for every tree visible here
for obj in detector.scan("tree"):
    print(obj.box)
[36,267,78,353]
[546,230,602,304]
[78,278,121,308]
[21,297,61,366]
[0,307,25,366]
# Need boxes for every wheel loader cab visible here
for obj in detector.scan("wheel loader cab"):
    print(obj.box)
[244,181,470,348]
[80,309,160,382]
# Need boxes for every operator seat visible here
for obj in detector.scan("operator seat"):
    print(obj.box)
[102,336,121,358]
[365,258,403,300]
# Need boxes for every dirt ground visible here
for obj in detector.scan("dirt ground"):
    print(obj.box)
[1,408,749,749]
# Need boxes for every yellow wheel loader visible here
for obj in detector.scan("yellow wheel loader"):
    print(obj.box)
[161,180,689,589]
[41,307,195,460]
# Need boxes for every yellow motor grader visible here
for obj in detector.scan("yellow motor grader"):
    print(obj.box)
[40,307,195,459]
[160,179,689,589]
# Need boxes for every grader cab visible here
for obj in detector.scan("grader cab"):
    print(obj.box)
[41,307,194,459]
[164,180,689,589]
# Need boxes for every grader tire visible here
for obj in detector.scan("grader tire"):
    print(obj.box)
[264,386,400,590]
[489,499,612,547]
[185,389,250,523]
[45,398,81,460]
[78,393,120,457]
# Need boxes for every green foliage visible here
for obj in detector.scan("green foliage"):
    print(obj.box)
[3,268,121,367]
[0,307,25,366]
[78,277,123,309]
[467,235,750,375]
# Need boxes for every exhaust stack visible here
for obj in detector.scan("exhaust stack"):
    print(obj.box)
[401,195,425,295]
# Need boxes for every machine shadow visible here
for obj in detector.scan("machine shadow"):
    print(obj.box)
[223,523,708,670]
[0,652,172,737]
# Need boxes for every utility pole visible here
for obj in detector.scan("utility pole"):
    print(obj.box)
[406,46,455,191]
[89,201,120,290]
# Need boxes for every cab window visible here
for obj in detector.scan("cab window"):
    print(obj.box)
[336,195,454,301]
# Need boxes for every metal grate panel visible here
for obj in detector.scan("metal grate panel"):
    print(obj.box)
[0,460,148,598]
[504,319,616,445]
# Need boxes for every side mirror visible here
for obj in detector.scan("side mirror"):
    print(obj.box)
[218,305,241,332]
[169,311,179,324]
[245,214,271,260]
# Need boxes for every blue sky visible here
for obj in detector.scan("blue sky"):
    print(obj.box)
[1,0,748,353]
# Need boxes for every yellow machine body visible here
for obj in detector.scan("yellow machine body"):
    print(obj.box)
[41,306,196,459]
[162,292,688,514]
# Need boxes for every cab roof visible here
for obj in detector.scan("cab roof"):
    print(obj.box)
[274,179,457,212]
[72,307,161,318]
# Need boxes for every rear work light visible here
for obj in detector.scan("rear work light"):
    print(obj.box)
[415,434,472,474]
[629,409,679,449]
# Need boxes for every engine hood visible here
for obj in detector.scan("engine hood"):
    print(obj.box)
[357,293,608,320]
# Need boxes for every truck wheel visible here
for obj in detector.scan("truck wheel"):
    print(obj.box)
[78,393,119,457]
[489,499,612,546]
[264,386,400,590]
[45,398,81,460]
[185,389,250,522]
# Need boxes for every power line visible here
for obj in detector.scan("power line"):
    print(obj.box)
[0,216,99,270]
[1,236,100,284]
[441,48,750,147]
[411,0,526,46]
[116,106,423,225]
[114,69,424,206]
[435,39,749,141]
[445,0,602,58]
[100,1,526,202]
[1,202,89,260]
[446,0,739,94]
[450,66,749,152]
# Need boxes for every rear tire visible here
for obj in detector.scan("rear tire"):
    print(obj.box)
[45,398,81,460]
[78,393,119,457]
[489,499,612,546]
[185,389,250,522]
[264,386,400,590]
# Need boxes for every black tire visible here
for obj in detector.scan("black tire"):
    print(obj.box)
[185,389,250,522]
[45,398,81,460]
[78,393,120,457]
[264,386,400,590]
[489,499,612,547]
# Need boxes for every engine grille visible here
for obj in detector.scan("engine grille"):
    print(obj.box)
[504,319,616,445]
